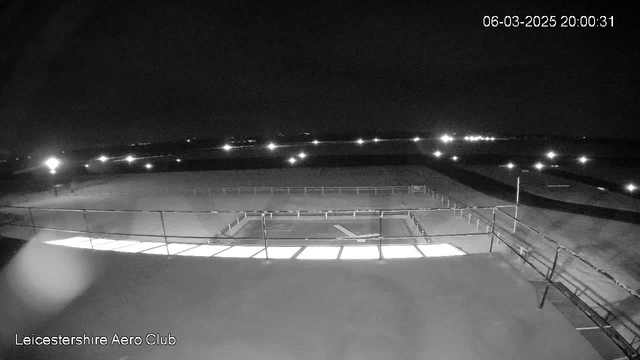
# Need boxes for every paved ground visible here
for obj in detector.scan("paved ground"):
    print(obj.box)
[0,241,602,360]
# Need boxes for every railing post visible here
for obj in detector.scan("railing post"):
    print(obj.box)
[489,208,497,252]
[271,188,274,195]
[468,213,471,224]
[322,187,325,195]
[288,187,290,194]
[378,211,383,262]
[254,187,257,195]
[375,187,377,195]
[208,188,211,196]
[82,210,94,250]
[476,218,479,231]
[441,196,444,206]
[159,211,170,256]
[539,246,561,309]
[223,188,226,195]
[304,187,307,195]
[262,213,269,261]
[28,208,38,241]
[447,199,450,208]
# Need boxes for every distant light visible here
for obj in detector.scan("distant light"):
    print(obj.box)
[145,163,153,169]
[288,157,297,164]
[84,164,89,168]
[125,155,136,163]
[176,158,182,162]
[312,140,320,145]
[50,169,56,174]
[187,139,191,143]
[626,183,637,193]
[356,139,364,145]
[597,187,606,191]
[440,134,453,143]
[222,144,232,151]
[490,137,495,141]
[267,142,277,150]
[434,150,442,158]
[98,155,108,162]
[578,156,589,164]
[413,136,421,142]
[506,162,515,169]
[546,151,557,160]
[451,156,458,161]
[464,136,469,141]
[373,138,380,142]
[45,157,60,170]
[298,152,307,159]
[534,162,545,171]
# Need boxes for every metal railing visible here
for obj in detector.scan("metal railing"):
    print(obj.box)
[67,185,428,197]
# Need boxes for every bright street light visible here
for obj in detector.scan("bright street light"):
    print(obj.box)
[222,144,232,151]
[373,138,380,142]
[145,163,153,169]
[312,140,320,145]
[288,157,297,164]
[434,150,442,158]
[451,156,458,161]
[626,183,637,193]
[440,134,453,143]
[267,142,277,150]
[98,155,108,162]
[298,152,306,159]
[534,162,545,171]
[546,151,557,160]
[45,157,60,171]
[50,170,56,174]
[413,136,421,142]
[356,139,364,145]
[84,164,89,168]
[125,155,136,163]
[176,158,181,162]
[506,162,515,169]
[578,156,589,164]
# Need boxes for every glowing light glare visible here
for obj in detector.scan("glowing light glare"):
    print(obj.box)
[626,183,637,193]
[534,162,545,171]
[413,136,421,142]
[312,140,320,145]
[434,150,442,158]
[506,162,515,169]
[373,138,380,142]
[440,134,453,143]
[50,170,56,174]
[145,163,153,169]
[356,139,364,145]
[578,156,589,164]
[222,144,232,151]
[44,157,60,170]
[176,158,181,162]
[125,155,136,163]
[84,164,89,168]
[288,157,297,164]
[267,142,277,150]
[546,151,557,159]
[298,152,307,159]
[97,155,108,162]
[451,156,458,161]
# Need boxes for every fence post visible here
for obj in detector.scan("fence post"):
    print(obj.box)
[288,187,290,194]
[254,187,257,195]
[322,187,325,195]
[159,211,170,256]
[223,188,226,195]
[208,188,211,196]
[28,208,38,240]
[375,187,377,195]
[468,213,471,224]
[82,210,94,250]
[441,196,444,206]
[489,208,497,252]
[357,188,360,194]
[476,218,479,231]
[304,187,307,195]
[539,246,561,309]
[271,188,274,195]
[447,199,450,208]
[378,211,383,262]
[262,213,269,261]
[193,189,196,196]
[392,187,395,194]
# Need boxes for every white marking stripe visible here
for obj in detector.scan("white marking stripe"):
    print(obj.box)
[297,246,340,260]
[175,245,230,257]
[143,243,198,255]
[382,245,423,259]
[93,240,140,250]
[45,237,91,246]
[334,224,356,237]
[214,246,262,258]
[340,246,379,259]
[112,242,164,253]
[417,244,466,257]
[253,247,301,259]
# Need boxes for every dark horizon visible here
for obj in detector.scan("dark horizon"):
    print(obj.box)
[2,1,638,156]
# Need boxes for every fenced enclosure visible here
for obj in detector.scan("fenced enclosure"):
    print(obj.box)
[1,187,639,358]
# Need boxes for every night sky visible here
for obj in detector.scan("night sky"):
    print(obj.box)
[1,0,638,155]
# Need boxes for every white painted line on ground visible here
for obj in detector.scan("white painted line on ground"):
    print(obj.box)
[82,239,117,246]
[214,246,263,258]
[381,245,423,259]
[112,242,164,253]
[417,244,466,257]
[93,240,140,250]
[296,246,340,260]
[175,245,230,257]
[340,246,379,259]
[45,237,90,246]
[253,247,301,259]
[143,243,198,255]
